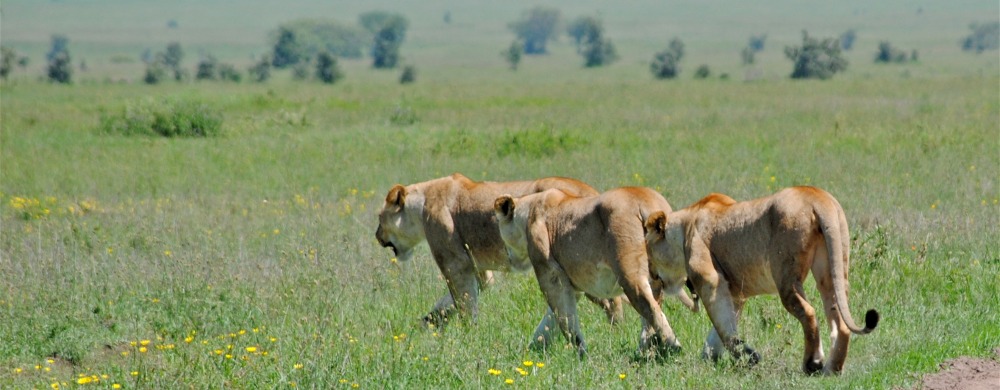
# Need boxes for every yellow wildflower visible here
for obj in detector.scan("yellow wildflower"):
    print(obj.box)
[139,347,147,353]
[139,340,150,346]
[619,373,626,380]
[523,360,533,367]
[294,363,304,370]
[505,378,514,384]
[488,368,502,376]
[112,384,121,389]
[246,346,258,353]
[536,362,545,368]
[76,377,93,384]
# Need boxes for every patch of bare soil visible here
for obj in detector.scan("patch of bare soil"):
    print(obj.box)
[919,348,1000,390]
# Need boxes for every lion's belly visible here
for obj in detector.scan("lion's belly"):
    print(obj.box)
[726,261,778,297]
[558,256,622,299]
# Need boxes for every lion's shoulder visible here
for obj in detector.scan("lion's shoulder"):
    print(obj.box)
[689,193,737,211]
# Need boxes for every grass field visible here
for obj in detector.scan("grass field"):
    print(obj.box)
[2,0,999,388]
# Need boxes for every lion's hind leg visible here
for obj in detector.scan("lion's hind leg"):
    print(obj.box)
[532,260,586,357]
[812,251,851,375]
[777,272,824,375]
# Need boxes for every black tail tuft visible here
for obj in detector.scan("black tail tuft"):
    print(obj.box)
[864,309,880,330]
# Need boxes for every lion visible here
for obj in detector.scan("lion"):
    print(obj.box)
[494,187,698,357]
[375,173,625,327]
[643,186,879,375]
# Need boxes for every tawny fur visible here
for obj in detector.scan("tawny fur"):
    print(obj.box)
[644,186,879,375]
[375,173,624,327]
[495,187,697,357]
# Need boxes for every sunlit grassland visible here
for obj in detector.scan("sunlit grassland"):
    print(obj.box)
[2,0,999,388]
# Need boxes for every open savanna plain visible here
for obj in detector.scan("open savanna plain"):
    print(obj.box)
[2,0,998,388]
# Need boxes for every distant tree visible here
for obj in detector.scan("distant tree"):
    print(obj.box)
[840,29,857,51]
[581,37,617,68]
[875,41,912,63]
[17,56,30,71]
[46,35,73,84]
[47,34,70,62]
[163,42,184,70]
[196,56,218,80]
[371,15,408,69]
[443,11,451,24]
[359,11,396,35]
[651,38,685,79]
[399,65,416,84]
[910,49,919,62]
[272,27,307,68]
[502,40,523,70]
[784,31,848,79]
[248,55,272,82]
[47,51,73,84]
[218,63,242,82]
[748,34,767,52]
[315,51,343,84]
[508,6,561,55]
[694,64,711,79]
[1,46,17,79]
[567,15,616,67]
[566,16,602,51]
[961,21,999,53]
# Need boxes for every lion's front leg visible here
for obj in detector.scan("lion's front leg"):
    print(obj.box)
[696,275,760,366]
[425,247,480,328]
[532,261,585,357]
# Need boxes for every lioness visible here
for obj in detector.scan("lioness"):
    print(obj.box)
[644,186,879,374]
[375,173,624,327]
[494,187,697,357]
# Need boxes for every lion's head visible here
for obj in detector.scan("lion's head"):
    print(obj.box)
[376,184,426,262]
[643,210,686,268]
[493,194,532,267]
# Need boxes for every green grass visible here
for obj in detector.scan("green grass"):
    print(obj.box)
[2,0,999,388]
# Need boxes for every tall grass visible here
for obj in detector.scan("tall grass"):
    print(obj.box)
[2,0,998,388]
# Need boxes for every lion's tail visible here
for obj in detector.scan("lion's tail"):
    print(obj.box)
[818,196,879,335]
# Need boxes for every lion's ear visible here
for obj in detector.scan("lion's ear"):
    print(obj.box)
[386,185,407,206]
[494,195,515,221]
[645,211,668,237]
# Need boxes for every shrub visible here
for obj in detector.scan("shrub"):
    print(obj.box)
[46,34,70,62]
[315,52,343,84]
[143,61,169,84]
[961,21,999,53]
[388,102,417,126]
[196,56,218,80]
[650,38,684,79]
[399,65,416,84]
[784,30,848,79]
[508,6,561,55]
[875,41,913,63]
[248,55,272,83]
[99,98,223,138]
[694,64,711,79]
[217,63,241,82]
[501,40,523,70]
[581,38,617,68]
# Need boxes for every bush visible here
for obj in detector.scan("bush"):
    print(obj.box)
[740,46,755,65]
[784,31,848,80]
[567,16,602,51]
[196,56,218,80]
[508,6,561,55]
[143,61,169,84]
[875,41,913,63]
[99,98,223,138]
[399,65,416,84]
[694,64,711,79]
[748,34,767,52]
[46,34,70,62]
[248,55,272,83]
[501,40,523,70]
[961,21,999,53]
[315,52,343,84]
[217,64,242,82]
[650,38,684,79]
